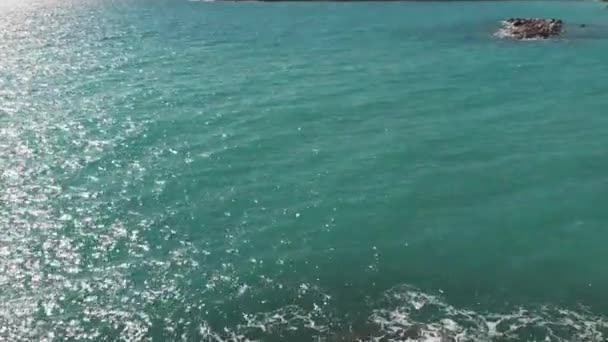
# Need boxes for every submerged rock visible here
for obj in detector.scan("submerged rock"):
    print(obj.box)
[497,18,564,40]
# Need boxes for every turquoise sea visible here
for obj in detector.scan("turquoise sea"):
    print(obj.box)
[2,0,608,341]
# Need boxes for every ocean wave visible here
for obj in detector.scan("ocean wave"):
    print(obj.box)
[369,285,608,342]
[191,284,608,342]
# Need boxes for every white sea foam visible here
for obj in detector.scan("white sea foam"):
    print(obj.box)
[195,284,608,342]
[368,285,608,342]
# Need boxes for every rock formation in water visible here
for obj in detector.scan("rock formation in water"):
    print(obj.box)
[497,18,564,40]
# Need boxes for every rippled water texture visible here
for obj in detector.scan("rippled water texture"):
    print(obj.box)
[1,1,608,341]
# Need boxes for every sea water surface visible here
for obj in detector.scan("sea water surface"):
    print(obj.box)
[2,0,608,341]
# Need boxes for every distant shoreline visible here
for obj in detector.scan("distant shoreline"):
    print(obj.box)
[209,0,595,3]
[212,0,593,2]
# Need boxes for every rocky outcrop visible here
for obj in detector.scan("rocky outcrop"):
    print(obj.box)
[497,18,564,40]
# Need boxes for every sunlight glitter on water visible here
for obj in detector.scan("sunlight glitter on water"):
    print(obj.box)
[2,1,608,341]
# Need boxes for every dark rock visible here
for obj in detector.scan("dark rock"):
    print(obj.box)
[497,18,564,40]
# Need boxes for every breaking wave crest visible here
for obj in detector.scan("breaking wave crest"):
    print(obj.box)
[196,284,608,342]
[369,285,608,342]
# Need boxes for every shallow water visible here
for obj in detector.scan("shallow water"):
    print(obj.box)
[1,1,608,341]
